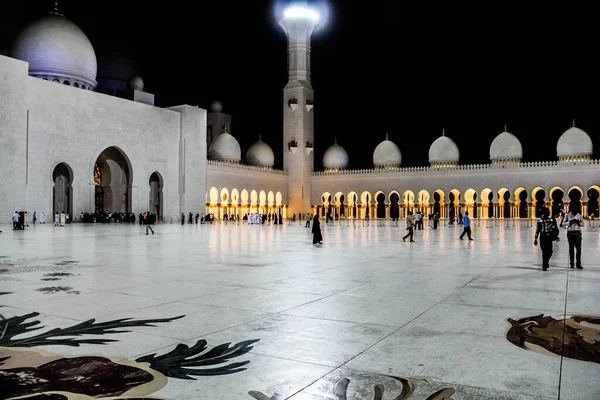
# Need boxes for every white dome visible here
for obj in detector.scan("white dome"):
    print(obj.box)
[208,129,241,162]
[490,130,523,161]
[373,137,401,167]
[557,126,593,158]
[429,134,459,164]
[246,139,275,167]
[323,142,349,169]
[11,15,97,89]
[128,76,144,91]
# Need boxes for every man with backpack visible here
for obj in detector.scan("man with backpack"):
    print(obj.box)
[534,207,559,271]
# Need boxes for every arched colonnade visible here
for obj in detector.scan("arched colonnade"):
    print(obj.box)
[317,185,600,220]
[207,187,285,219]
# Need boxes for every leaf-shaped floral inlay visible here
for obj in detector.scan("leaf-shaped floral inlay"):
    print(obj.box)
[136,338,260,379]
[0,311,185,347]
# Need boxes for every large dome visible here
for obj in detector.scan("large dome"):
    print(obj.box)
[373,135,401,167]
[557,125,593,159]
[323,141,349,170]
[11,15,97,89]
[429,131,459,165]
[246,137,275,167]
[208,128,241,162]
[490,128,523,161]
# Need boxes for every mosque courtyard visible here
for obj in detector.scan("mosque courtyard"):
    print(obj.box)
[1,220,598,400]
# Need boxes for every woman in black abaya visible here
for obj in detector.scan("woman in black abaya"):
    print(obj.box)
[312,214,323,244]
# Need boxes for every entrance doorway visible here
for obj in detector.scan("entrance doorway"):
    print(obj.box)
[149,172,164,219]
[94,146,132,214]
[52,163,73,217]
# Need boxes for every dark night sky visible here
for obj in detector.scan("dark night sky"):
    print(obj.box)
[1,1,599,170]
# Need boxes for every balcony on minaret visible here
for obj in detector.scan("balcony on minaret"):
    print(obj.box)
[306,99,313,112]
[305,141,314,154]
[288,97,299,111]
[289,139,299,153]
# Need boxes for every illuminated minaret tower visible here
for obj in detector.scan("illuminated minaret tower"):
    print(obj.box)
[279,2,320,215]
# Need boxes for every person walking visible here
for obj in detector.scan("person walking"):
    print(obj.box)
[305,212,311,228]
[534,207,559,271]
[403,211,415,242]
[312,215,323,244]
[561,205,584,269]
[145,211,154,235]
[460,211,473,240]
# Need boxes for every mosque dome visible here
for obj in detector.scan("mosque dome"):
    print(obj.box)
[210,101,223,113]
[128,76,144,91]
[246,137,275,167]
[208,127,241,162]
[428,130,459,166]
[11,14,97,89]
[490,127,523,163]
[373,134,401,168]
[323,140,349,170]
[557,123,593,161]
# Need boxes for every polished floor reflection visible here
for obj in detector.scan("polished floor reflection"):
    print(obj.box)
[1,220,599,399]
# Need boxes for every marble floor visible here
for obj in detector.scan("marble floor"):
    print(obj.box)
[0,219,598,400]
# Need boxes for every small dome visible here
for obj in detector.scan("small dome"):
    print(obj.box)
[246,137,275,167]
[429,132,459,165]
[557,125,593,159]
[490,128,523,161]
[323,141,349,169]
[208,127,241,162]
[11,15,97,89]
[373,135,401,167]
[210,101,223,113]
[128,76,144,91]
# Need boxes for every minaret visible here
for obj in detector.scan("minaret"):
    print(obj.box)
[279,2,320,215]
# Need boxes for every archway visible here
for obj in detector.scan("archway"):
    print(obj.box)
[464,189,477,218]
[52,162,73,217]
[587,186,600,218]
[433,189,444,217]
[259,190,267,214]
[148,172,163,218]
[448,189,460,221]
[334,192,344,217]
[497,188,509,218]
[514,188,528,218]
[480,188,492,218]
[231,188,240,218]
[250,190,258,213]
[221,188,230,219]
[403,190,415,218]
[568,186,582,213]
[532,187,545,218]
[94,147,132,214]
[348,191,358,218]
[550,187,564,217]
[376,192,386,218]
[321,192,331,219]
[417,190,430,215]
[209,187,219,215]
[389,191,400,220]
[276,191,283,217]
[361,191,371,218]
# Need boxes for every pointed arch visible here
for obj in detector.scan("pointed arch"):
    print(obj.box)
[568,185,583,196]
[250,189,258,205]
[209,187,219,204]
[231,188,240,205]
[241,189,249,204]
[275,191,282,205]
[402,190,415,205]
[268,191,275,206]
[220,188,230,205]
[347,191,359,218]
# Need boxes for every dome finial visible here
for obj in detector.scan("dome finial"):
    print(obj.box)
[50,0,63,16]
[442,128,445,136]
[258,133,262,141]
[386,132,389,140]
[573,118,576,127]
[504,124,507,132]
[223,125,229,134]
[334,137,337,144]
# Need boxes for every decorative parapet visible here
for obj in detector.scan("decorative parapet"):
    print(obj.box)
[208,160,287,174]
[311,159,600,176]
